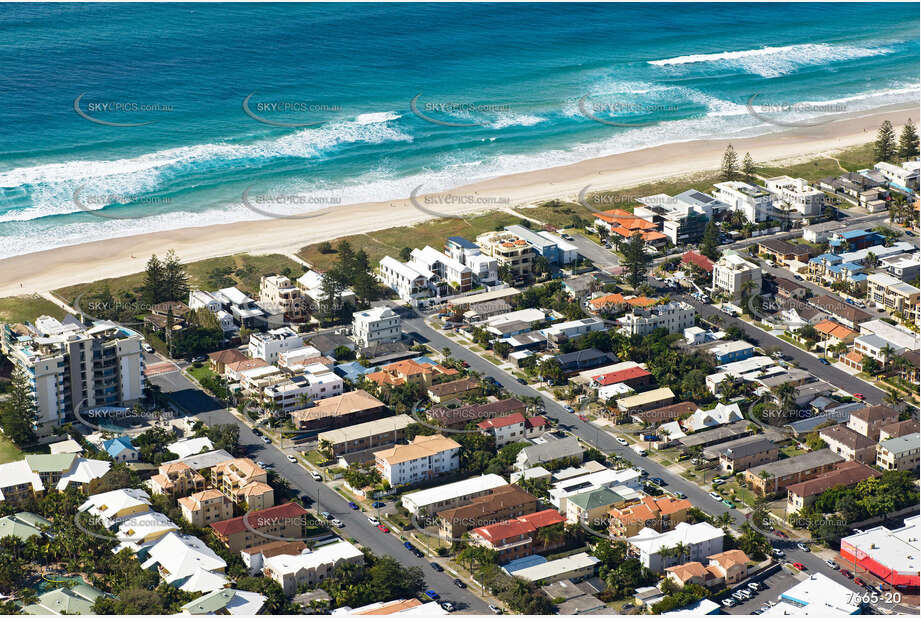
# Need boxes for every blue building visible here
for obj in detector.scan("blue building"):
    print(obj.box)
[505,225,561,265]
[102,436,138,463]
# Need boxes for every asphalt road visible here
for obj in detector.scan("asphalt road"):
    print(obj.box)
[567,234,620,271]
[148,364,491,613]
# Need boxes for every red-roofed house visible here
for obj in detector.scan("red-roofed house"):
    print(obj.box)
[594,210,668,247]
[682,251,715,273]
[470,509,566,562]
[210,502,308,552]
[477,413,548,446]
[592,367,653,390]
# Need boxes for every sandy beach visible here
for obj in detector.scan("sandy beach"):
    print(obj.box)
[3,103,918,298]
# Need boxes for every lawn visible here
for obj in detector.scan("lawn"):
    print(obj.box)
[54,253,305,305]
[187,364,217,384]
[780,444,807,459]
[0,295,68,324]
[0,434,22,464]
[513,199,596,229]
[757,142,876,181]
[297,210,522,271]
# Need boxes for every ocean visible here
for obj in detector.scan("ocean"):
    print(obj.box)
[0,2,917,259]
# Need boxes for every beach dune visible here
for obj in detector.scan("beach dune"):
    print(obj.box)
[4,104,917,298]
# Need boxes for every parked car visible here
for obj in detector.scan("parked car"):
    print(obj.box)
[488,604,503,614]
[367,515,380,525]
[430,562,444,572]
[331,519,344,528]
[453,578,467,589]
[286,455,297,463]
[142,343,154,353]
[792,562,805,571]
[651,477,666,486]
[412,548,424,558]
[722,499,735,508]
[854,393,865,400]
[772,548,785,558]
[320,511,332,520]
[615,437,629,446]
[310,471,322,481]
[854,577,865,587]
[348,502,359,510]
[403,541,414,550]
[841,570,853,579]
[256,461,267,468]
[440,602,455,612]
[796,542,810,552]
[424,590,440,601]
[673,491,687,499]
[748,582,760,591]
[825,559,838,569]
[371,501,386,508]
[712,478,726,486]
[516,378,527,385]
[775,530,787,539]
[261,436,271,444]
[819,358,830,365]
[709,492,722,500]
[377,524,390,533]
[722,598,736,607]
[192,355,207,363]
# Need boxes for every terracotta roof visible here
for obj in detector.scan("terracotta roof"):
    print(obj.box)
[632,401,697,424]
[214,457,264,480]
[355,599,423,615]
[814,320,857,340]
[428,377,480,397]
[786,461,880,498]
[593,367,652,386]
[225,358,269,373]
[210,502,308,537]
[178,489,227,510]
[240,539,307,558]
[708,549,749,570]
[238,481,273,497]
[588,293,627,310]
[208,348,247,365]
[374,434,461,465]
[611,495,691,523]
[820,425,875,450]
[665,561,709,582]
[682,251,714,273]
[843,350,865,363]
[291,390,386,424]
[471,509,564,544]
[526,416,548,429]
[518,509,565,528]
[626,296,659,307]
[428,398,526,428]
[477,412,526,430]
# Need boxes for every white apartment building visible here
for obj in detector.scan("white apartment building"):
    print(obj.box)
[262,364,343,412]
[410,246,473,292]
[866,272,920,317]
[713,251,763,299]
[444,236,499,284]
[188,291,235,333]
[627,521,724,572]
[713,181,773,222]
[263,541,364,595]
[764,176,825,216]
[874,160,920,191]
[1,316,144,433]
[374,434,461,487]
[259,275,306,321]
[877,433,920,472]
[541,317,606,341]
[296,270,357,309]
[379,256,434,303]
[247,327,305,363]
[352,306,402,348]
[214,287,267,329]
[618,301,696,336]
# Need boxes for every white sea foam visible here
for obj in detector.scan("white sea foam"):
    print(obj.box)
[649,43,893,78]
[487,112,547,129]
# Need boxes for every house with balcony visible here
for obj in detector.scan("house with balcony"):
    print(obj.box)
[212,458,274,510]
[147,462,206,498]
[178,489,235,527]
[259,275,306,322]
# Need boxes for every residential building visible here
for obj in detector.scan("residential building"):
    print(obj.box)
[555,348,617,374]
[764,176,825,216]
[374,434,461,486]
[628,521,724,572]
[591,366,654,391]
[565,486,633,525]
[437,484,538,540]
[874,160,920,192]
[25,453,110,493]
[148,461,207,497]
[592,209,668,246]
[712,251,763,299]
[470,509,566,563]
[214,287,268,329]
[210,502,309,553]
[78,488,152,528]
[0,512,50,543]
[681,250,715,273]
[504,224,561,264]
[401,473,507,516]
[618,301,696,336]
[141,531,228,592]
[1,316,144,433]
[665,550,749,590]
[635,190,718,245]
[718,438,778,473]
[707,340,754,364]
[476,230,536,282]
[617,387,675,414]
[102,435,138,462]
[876,433,920,471]
[291,390,389,432]
[786,461,881,514]
[712,181,772,222]
[632,401,697,426]
[408,245,473,293]
[840,515,920,588]
[179,588,267,616]
[757,238,812,264]
[511,552,601,584]
[541,317,606,343]
[263,540,364,595]
[261,364,344,412]
[664,561,722,589]
[537,230,580,264]
[21,583,110,615]
[178,489,235,527]
[444,236,499,284]
[859,319,919,352]
[212,458,274,510]
[866,272,920,318]
[549,467,643,512]
[809,295,872,329]
[259,275,306,322]
[847,405,899,440]
[428,398,526,429]
[366,358,457,388]
[296,270,357,311]
[609,495,693,537]
[316,414,413,458]
[819,425,876,464]
[379,256,434,303]
[682,402,743,433]
[516,436,584,471]
[476,413,528,447]
[881,252,921,282]
[803,221,843,244]
[247,327,304,363]
[352,306,401,348]
[813,319,858,348]
[879,419,920,441]
[428,376,480,402]
[744,450,843,497]
[706,550,750,586]
[241,540,308,575]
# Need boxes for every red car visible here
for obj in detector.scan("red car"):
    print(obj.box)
[841,570,853,579]
[854,393,865,400]
[775,531,787,538]
[792,563,806,571]
[854,577,865,586]
[377,524,390,533]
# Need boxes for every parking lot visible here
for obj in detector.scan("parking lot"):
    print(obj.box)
[722,566,803,615]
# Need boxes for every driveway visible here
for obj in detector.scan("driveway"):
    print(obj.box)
[568,234,620,271]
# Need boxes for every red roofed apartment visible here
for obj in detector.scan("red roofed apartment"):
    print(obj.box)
[665,550,749,589]
[592,366,653,390]
[594,210,668,247]
[366,359,457,388]
[210,502,308,553]
[477,413,548,446]
[609,495,693,537]
[470,509,566,563]
[682,251,715,273]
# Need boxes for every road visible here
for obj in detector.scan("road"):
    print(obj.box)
[399,311,868,595]
[147,359,491,613]
[567,234,620,271]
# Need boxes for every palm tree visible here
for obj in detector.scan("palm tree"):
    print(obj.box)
[672,541,690,564]
[536,523,565,550]
[883,388,904,412]
[716,512,734,531]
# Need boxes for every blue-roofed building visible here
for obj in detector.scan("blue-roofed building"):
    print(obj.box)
[505,224,561,264]
[829,229,883,253]
[333,361,376,383]
[502,554,547,574]
[102,435,138,462]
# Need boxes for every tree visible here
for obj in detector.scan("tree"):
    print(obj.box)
[161,249,190,302]
[874,120,897,163]
[721,144,739,181]
[699,219,721,261]
[622,232,652,288]
[0,367,37,446]
[143,253,166,303]
[399,246,412,261]
[898,118,919,161]
[742,152,756,183]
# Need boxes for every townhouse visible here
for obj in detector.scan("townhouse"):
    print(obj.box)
[427,376,480,403]
[476,413,539,447]
[744,450,843,497]
[627,521,724,572]
[401,474,508,516]
[609,495,693,538]
[178,489,235,527]
[352,306,401,348]
[866,272,920,320]
[819,425,877,464]
[444,236,499,284]
[665,550,749,590]
[469,509,566,563]
[247,327,304,363]
[437,484,538,540]
[210,502,309,553]
[712,251,762,299]
[366,358,457,388]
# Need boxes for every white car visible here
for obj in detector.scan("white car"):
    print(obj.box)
[796,542,810,552]
[615,437,629,446]
[825,559,838,569]
[722,598,736,607]
[331,519,345,528]
[142,343,154,353]
[286,455,297,463]
[772,548,785,558]
[709,492,722,501]
[367,515,380,526]
[310,471,322,481]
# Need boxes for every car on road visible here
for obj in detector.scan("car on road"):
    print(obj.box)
[651,477,666,486]
[256,461,267,468]
[564,405,574,412]
[906,230,914,237]
[403,541,414,550]
[142,343,154,353]
[615,437,629,446]
[424,590,440,601]
[775,530,787,538]
[252,428,262,436]
[412,548,424,558]
[796,542,810,552]
[721,598,736,607]
[310,471,322,481]
[516,377,527,385]
[286,455,297,463]
[377,524,390,533]
[673,491,686,499]
[192,355,207,363]
[367,515,380,525]
[430,562,444,572]
[440,602,455,612]
[320,511,332,520]
[453,578,466,589]
[712,478,725,486]
[371,501,386,508]
[461,361,469,367]
[722,499,735,508]
[331,518,344,528]
[854,577,865,587]
[488,604,503,614]
[841,570,853,579]
[818,358,830,365]
[348,502,359,510]
[792,562,805,571]
[772,548,785,558]
[261,436,271,444]
[853,393,865,400]
[825,559,838,569]
[709,491,722,500]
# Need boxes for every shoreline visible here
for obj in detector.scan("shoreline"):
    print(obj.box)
[6,102,919,298]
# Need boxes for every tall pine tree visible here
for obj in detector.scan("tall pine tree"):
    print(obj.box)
[874,120,897,163]
[0,368,37,446]
[622,232,652,288]
[742,152,756,183]
[143,254,165,303]
[898,118,919,161]
[721,145,739,181]
[161,249,190,302]
[699,219,721,261]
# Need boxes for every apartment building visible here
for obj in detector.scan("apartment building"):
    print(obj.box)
[210,502,309,553]
[444,236,499,284]
[847,405,899,441]
[379,256,432,303]
[542,317,606,343]
[876,433,920,471]
[148,462,206,497]
[609,495,692,538]
[764,176,825,216]
[290,390,389,432]
[259,275,306,322]
[618,301,696,336]
[469,509,566,563]
[627,521,724,572]
[819,425,876,464]
[261,369,343,413]
[712,251,762,299]
[712,181,772,222]
[866,272,920,319]
[881,252,921,282]
[296,270,357,310]
[1,316,144,433]
[352,306,401,348]
[262,540,364,595]
[374,434,462,486]
[247,327,305,363]
[879,419,920,441]
[504,224,560,264]
[874,160,921,192]
[212,458,274,510]
[401,474,508,516]
[476,231,535,282]
[316,414,413,458]
[744,450,843,497]
[436,484,538,541]
[178,489,235,527]
[635,191,715,245]
[785,461,880,515]
[718,438,778,474]
[213,286,268,329]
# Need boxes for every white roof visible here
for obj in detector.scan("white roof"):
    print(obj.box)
[685,402,743,432]
[167,437,215,459]
[49,439,84,455]
[860,319,920,351]
[115,511,179,547]
[628,521,723,556]
[772,572,861,615]
[56,458,111,490]
[263,540,363,576]
[178,567,230,593]
[709,340,754,356]
[597,382,635,400]
[217,287,253,306]
[659,421,687,440]
[401,474,507,511]
[0,460,44,500]
[486,308,546,327]
[840,514,920,576]
[79,488,151,526]
[141,531,227,584]
[662,599,721,615]
[512,552,601,582]
[537,230,579,252]
[297,270,324,291]
[380,255,430,282]
[717,355,776,375]
[353,306,398,321]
